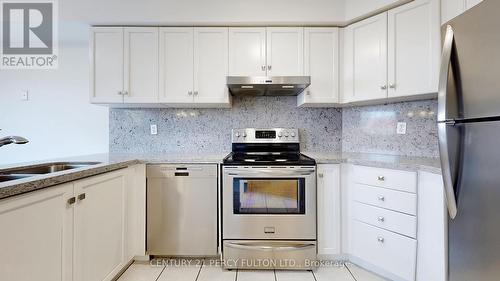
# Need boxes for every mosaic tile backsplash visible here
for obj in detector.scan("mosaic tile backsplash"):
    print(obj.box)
[110,96,342,154]
[110,97,439,157]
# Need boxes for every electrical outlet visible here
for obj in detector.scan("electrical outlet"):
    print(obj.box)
[397,122,407,135]
[150,124,158,135]
[21,90,29,101]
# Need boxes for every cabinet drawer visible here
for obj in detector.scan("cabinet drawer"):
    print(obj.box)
[353,165,417,193]
[351,220,416,281]
[353,202,417,238]
[353,183,417,215]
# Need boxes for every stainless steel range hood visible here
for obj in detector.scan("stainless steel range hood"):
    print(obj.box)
[227,76,311,96]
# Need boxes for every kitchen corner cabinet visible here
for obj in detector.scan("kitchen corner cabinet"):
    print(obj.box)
[0,165,146,281]
[387,0,440,98]
[90,27,159,104]
[159,27,231,108]
[342,13,388,103]
[342,0,440,104]
[317,164,341,257]
[441,0,483,24]
[228,27,304,77]
[298,28,340,107]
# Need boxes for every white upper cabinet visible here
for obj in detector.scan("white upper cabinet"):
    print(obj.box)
[387,0,440,98]
[266,27,304,76]
[228,28,266,76]
[194,27,231,105]
[343,13,388,103]
[299,27,339,107]
[90,27,124,103]
[441,0,483,24]
[228,27,303,77]
[159,27,195,105]
[123,27,159,103]
[91,27,159,104]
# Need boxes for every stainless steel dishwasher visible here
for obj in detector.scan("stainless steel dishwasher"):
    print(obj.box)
[146,164,218,256]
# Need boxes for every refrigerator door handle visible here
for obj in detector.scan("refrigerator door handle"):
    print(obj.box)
[438,25,458,219]
[438,123,459,219]
[438,25,455,122]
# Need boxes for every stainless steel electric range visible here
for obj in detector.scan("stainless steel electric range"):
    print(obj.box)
[222,128,317,270]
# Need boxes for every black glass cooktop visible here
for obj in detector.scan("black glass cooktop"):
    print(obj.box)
[223,151,316,166]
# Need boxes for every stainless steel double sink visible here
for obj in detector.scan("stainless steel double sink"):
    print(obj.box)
[0,162,101,183]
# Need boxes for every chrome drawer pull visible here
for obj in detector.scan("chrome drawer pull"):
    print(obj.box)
[377,175,385,181]
[377,216,385,222]
[377,237,385,243]
[378,195,385,201]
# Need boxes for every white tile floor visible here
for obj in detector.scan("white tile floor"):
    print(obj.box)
[117,260,387,281]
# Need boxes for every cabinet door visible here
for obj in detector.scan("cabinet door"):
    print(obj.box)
[194,27,231,106]
[343,13,388,103]
[388,0,440,98]
[74,170,127,281]
[416,172,447,281]
[159,27,194,104]
[299,28,339,107]
[90,27,124,103]
[465,0,483,9]
[441,0,465,24]
[317,164,341,256]
[266,27,304,76]
[228,27,266,76]
[125,164,146,260]
[0,184,73,281]
[123,27,159,103]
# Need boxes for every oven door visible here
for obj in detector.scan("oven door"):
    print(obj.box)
[223,166,316,240]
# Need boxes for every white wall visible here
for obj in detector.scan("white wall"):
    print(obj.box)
[0,23,109,165]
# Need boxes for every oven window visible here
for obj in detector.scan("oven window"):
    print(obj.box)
[233,178,305,214]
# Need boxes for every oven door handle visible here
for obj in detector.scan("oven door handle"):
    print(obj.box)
[225,169,315,177]
[225,242,316,252]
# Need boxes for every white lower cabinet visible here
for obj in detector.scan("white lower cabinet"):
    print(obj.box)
[0,184,74,281]
[345,165,446,281]
[351,221,417,281]
[73,170,128,281]
[317,164,341,257]
[0,165,146,281]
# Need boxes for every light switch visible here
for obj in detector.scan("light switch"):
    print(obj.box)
[397,122,407,135]
[150,124,158,135]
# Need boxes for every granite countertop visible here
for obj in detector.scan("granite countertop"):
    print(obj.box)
[0,151,440,201]
[303,152,442,174]
[0,153,228,200]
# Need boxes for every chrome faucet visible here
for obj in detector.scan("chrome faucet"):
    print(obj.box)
[0,130,29,147]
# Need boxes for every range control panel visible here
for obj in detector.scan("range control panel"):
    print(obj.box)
[232,128,299,143]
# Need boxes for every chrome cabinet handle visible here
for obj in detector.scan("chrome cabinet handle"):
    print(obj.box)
[380,85,387,90]
[438,25,459,219]
[188,91,193,95]
[377,175,385,181]
[77,193,86,201]
[389,83,396,89]
[193,91,198,96]
[377,237,385,243]
[117,91,123,96]
[261,65,266,71]
[318,173,324,178]
[377,216,385,222]
[378,195,385,201]
[306,90,311,96]
[268,65,272,71]
[67,197,76,205]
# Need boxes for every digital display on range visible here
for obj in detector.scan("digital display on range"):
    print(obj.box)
[255,130,276,139]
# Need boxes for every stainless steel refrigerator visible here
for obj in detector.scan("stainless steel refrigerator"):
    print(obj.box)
[439,1,500,280]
